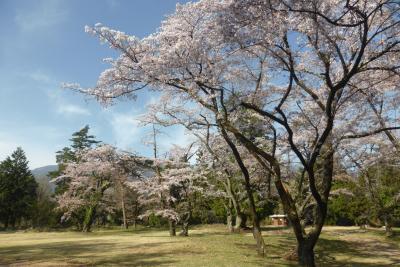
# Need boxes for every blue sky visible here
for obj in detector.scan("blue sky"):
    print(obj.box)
[0,0,192,169]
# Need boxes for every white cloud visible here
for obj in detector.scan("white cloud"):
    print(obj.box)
[105,107,195,157]
[158,126,195,151]
[15,0,67,32]
[28,70,52,84]
[110,111,142,148]
[57,104,91,116]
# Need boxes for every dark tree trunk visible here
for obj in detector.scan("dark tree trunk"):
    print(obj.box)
[169,220,176,236]
[4,216,9,230]
[220,126,266,256]
[297,240,316,267]
[240,213,248,228]
[10,217,16,229]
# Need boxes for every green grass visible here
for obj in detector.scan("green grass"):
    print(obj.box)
[0,225,399,266]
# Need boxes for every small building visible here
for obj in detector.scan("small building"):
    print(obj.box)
[269,214,289,226]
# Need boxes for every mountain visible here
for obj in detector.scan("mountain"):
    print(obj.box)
[32,165,58,193]
[32,165,58,177]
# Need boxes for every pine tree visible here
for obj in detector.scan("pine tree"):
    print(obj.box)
[70,125,101,152]
[50,125,101,195]
[0,147,38,229]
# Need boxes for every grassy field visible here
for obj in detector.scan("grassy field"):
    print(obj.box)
[0,225,399,266]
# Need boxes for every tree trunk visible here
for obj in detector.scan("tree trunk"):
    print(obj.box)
[180,221,189,236]
[246,188,265,256]
[83,205,96,232]
[224,175,245,232]
[4,216,9,230]
[227,213,234,232]
[234,212,247,232]
[253,225,266,257]
[234,215,242,232]
[279,183,320,267]
[240,213,248,228]
[10,217,16,229]
[225,201,234,232]
[220,126,266,256]
[77,221,82,231]
[384,216,394,237]
[297,240,316,267]
[179,208,192,236]
[121,191,128,229]
[169,220,176,236]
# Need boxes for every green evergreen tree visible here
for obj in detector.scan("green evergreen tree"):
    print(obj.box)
[70,125,101,152]
[50,125,100,195]
[0,147,38,229]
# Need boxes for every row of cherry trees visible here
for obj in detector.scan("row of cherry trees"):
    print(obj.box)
[63,0,399,266]
[54,126,271,235]
[51,124,213,234]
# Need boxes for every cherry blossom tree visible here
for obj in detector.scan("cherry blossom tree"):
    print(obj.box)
[140,123,179,235]
[143,99,272,233]
[54,145,144,232]
[66,1,399,265]
[129,144,213,236]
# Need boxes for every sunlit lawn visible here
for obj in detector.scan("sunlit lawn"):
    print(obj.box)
[0,225,399,266]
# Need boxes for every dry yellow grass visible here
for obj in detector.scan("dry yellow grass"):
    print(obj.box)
[0,225,398,266]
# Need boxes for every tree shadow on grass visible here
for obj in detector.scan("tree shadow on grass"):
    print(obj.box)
[236,231,400,267]
[188,231,234,237]
[233,235,298,267]
[93,247,203,266]
[0,239,199,266]
[316,237,400,267]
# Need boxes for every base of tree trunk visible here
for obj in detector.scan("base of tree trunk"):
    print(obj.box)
[169,220,176,236]
[179,222,189,236]
[253,227,266,256]
[385,227,394,237]
[227,214,234,233]
[82,223,92,232]
[283,248,298,261]
[179,230,189,236]
[82,205,96,233]
[297,242,316,267]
